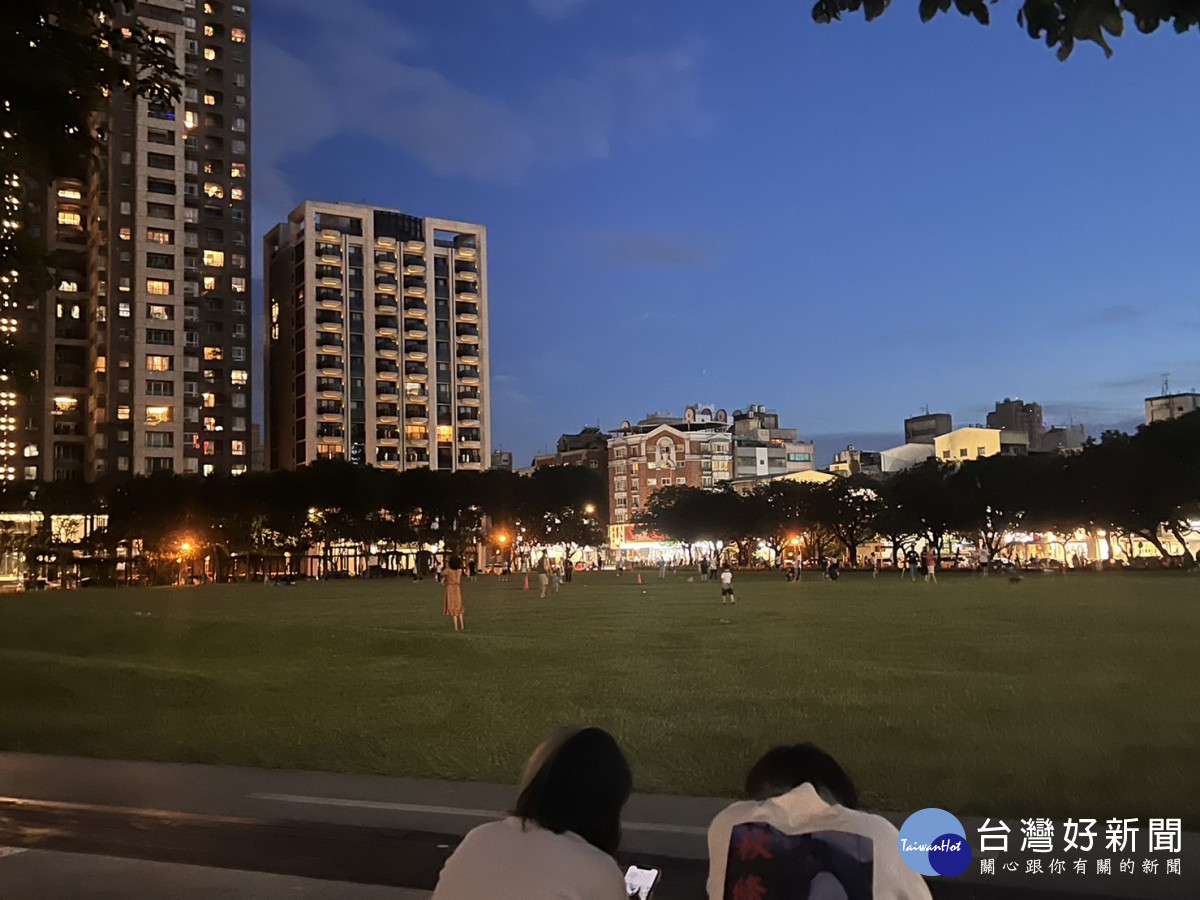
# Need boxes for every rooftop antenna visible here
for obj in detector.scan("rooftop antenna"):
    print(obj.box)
[1161,373,1171,395]
[923,404,931,416]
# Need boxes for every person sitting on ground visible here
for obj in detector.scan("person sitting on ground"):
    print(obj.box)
[432,726,632,900]
[707,743,932,900]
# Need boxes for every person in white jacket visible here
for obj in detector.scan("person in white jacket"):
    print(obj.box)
[432,726,632,900]
[707,744,932,900]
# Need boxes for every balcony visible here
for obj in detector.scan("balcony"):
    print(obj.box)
[405,404,429,421]
[318,385,344,399]
[318,360,345,375]
[404,239,425,254]
[456,347,480,365]
[377,368,399,381]
[376,235,397,249]
[404,343,428,361]
[457,369,480,386]
[318,249,341,265]
[378,457,400,468]
[316,287,343,307]
[403,319,427,338]
[407,433,429,446]
[457,327,480,344]
[402,262,425,278]
[377,413,399,426]
[316,338,343,354]
[375,281,397,295]
[318,410,343,423]
[319,228,340,242]
[374,254,397,272]
[377,383,399,399]
[403,299,427,315]
[375,294,398,312]
[456,246,476,261]
[377,436,400,448]
[376,316,399,335]
[404,365,428,382]
[458,408,481,423]
[455,264,478,280]
[458,437,482,449]
[376,341,399,359]
[455,303,479,323]
[456,284,478,302]
[457,392,481,406]
[316,315,344,333]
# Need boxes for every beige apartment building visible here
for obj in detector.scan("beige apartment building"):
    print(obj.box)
[264,201,489,472]
[16,0,253,482]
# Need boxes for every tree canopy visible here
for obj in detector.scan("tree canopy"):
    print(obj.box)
[811,0,1200,59]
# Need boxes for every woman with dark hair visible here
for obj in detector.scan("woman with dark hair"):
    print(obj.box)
[707,743,931,900]
[432,726,632,899]
[443,555,465,632]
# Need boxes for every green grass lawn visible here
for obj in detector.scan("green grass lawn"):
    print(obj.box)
[0,570,1195,822]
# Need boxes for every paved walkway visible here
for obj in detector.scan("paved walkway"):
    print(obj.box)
[0,753,1194,898]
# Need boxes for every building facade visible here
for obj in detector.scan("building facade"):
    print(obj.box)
[490,450,513,472]
[531,426,610,472]
[934,427,1000,463]
[606,405,733,543]
[904,412,953,446]
[987,397,1084,453]
[17,0,253,482]
[1145,392,1200,425]
[730,405,814,479]
[264,201,489,473]
[829,445,882,478]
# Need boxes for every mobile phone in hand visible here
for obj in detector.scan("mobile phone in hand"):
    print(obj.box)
[624,864,660,899]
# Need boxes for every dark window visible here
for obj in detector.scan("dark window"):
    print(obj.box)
[147,152,175,169]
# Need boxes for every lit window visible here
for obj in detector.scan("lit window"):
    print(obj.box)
[437,425,453,442]
[147,355,173,371]
[204,24,214,37]
[202,393,216,409]
[119,228,131,241]
[231,277,246,293]
[118,302,131,317]
[57,188,83,200]
[185,110,197,130]
[117,405,131,420]
[232,440,246,455]
[202,276,217,292]
[203,182,224,198]
[231,27,246,42]
[24,444,39,458]
[203,249,225,266]
[204,347,223,360]
[146,279,172,296]
[147,304,171,320]
[58,280,78,292]
[96,357,106,373]
[230,163,245,178]
[57,211,82,227]
[53,397,78,415]
[204,47,217,60]
[147,228,173,244]
[146,406,173,426]
[232,465,247,475]
[231,254,247,269]
[231,369,248,385]
[204,93,216,106]
[230,187,244,201]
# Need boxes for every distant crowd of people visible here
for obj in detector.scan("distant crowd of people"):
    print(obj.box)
[431,726,932,900]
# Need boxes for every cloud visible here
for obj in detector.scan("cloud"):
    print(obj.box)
[1089,304,1145,327]
[253,0,709,221]
[492,373,535,406]
[529,0,590,18]
[590,231,713,269]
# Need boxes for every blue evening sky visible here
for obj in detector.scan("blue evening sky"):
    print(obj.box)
[251,0,1200,465]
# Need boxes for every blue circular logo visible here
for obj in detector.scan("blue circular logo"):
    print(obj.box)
[898,808,972,877]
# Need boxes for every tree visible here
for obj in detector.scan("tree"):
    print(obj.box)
[811,0,1200,60]
[814,476,882,566]
[520,466,606,565]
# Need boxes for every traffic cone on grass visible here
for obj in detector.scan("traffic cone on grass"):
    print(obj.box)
[637,573,643,585]
[523,574,530,590]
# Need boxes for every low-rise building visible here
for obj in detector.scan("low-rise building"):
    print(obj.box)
[987,397,1085,453]
[1145,392,1200,425]
[531,426,610,473]
[829,445,882,478]
[905,412,953,445]
[880,442,934,473]
[934,427,1000,463]
[490,450,513,471]
[730,405,815,478]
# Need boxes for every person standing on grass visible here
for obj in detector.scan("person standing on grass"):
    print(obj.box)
[979,545,990,578]
[443,555,465,632]
[720,564,736,605]
[538,554,551,598]
[923,547,938,585]
[872,552,880,579]
[905,547,920,581]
